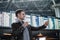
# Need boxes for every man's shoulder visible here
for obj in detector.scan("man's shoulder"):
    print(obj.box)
[12,22,18,24]
[11,22,18,25]
[11,22,22,26]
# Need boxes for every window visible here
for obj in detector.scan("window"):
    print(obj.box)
[32,15,40,27]
[2,12,10,27]
[0,13,2,26]
[24,15,31,25]
[12,13,17,23]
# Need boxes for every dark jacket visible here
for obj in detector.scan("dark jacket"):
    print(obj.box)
[11,21,46,40]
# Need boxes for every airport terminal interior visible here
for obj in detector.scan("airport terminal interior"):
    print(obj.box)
[0,0,60,40]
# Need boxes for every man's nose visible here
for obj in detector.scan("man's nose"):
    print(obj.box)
[24,16,25,17]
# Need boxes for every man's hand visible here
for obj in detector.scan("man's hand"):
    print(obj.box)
[44,21,49,26]
[23,22,29,27]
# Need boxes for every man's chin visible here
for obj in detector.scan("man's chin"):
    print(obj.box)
[22,19,24,20]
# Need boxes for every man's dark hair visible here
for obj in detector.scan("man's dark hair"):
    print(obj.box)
[15,9,24,17]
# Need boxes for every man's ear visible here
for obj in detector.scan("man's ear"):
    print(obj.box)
[17,13,20,17]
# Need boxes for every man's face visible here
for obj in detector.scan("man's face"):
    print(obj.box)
[18,11,25,20]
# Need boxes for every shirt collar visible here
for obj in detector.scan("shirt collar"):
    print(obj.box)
[16,18,23,22]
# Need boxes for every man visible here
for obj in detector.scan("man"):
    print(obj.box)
[11,9,49,40]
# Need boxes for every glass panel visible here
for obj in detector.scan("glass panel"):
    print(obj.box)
[2,12,10,27]
[58,19,60,29]
[24,15,31,25]
[0,13,2,26]
[32,15,40,27]
[12,13,17,23]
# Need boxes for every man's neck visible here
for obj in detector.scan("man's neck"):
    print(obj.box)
[17,18,23,22]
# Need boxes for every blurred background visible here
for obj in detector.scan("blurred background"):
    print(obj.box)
[0,0,60,40]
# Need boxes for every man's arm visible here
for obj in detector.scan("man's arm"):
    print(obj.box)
[30,21,49,30]
[11,23,25,36]
[30,25,46,30]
